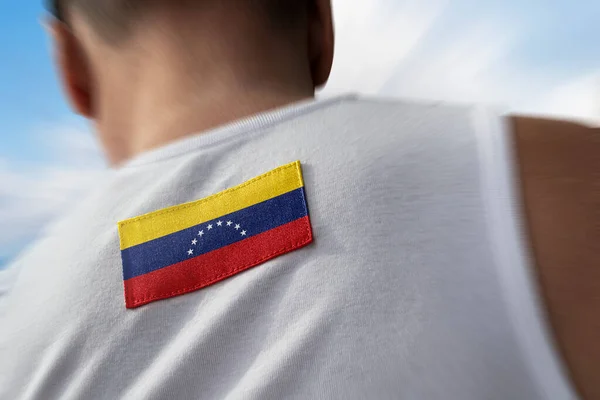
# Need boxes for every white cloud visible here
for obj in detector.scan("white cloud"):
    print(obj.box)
[521,72,600,123]
[324,0,448,96]
[36,119,105,167]
[322,0,599,122]
[0,124,107,262]
[382,20,520,106]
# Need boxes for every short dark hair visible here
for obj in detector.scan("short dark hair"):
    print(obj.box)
[48,0,308,44]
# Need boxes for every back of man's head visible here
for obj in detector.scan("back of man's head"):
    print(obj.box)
[54,0,311,44]
[47,0,334,164]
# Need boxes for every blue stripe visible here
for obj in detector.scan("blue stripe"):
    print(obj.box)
[121,188,308,280]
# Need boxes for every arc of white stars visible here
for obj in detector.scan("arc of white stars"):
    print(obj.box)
[189,220,249,256]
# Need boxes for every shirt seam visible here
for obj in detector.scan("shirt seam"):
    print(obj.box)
[472,106,578,400]
[115,94,357,170]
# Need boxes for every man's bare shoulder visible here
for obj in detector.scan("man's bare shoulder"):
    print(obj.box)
[510,115,599,400]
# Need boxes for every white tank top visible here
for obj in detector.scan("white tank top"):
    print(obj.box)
[0,95,577,399]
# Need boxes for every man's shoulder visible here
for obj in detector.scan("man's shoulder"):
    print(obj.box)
[510,114,599,157]
[509,115,598,211]
[330,96,477,122]
[509,114,599,399]
[308,95,481,152]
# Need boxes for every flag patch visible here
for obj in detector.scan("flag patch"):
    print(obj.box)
[118,161,313,309]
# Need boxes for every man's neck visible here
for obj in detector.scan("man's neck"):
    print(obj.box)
[98,77,314,166]
[88,9,314,166]
[104,86,313,166]
[137,87,313,157]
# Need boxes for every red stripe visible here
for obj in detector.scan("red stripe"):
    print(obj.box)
[124,216,312,308]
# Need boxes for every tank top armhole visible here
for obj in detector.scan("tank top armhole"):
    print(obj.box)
[471,107,578,400]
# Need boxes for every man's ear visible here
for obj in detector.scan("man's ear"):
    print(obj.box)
[308,0,334,89]
[44,18,94,118]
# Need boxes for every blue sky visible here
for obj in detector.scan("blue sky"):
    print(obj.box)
[0,2,73,163]
[0,0,599,269]
[0,1,105,267]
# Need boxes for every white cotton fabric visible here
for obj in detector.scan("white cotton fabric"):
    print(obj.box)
[0,95,577,399]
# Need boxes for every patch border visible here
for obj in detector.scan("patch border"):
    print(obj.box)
[118,161,313,308]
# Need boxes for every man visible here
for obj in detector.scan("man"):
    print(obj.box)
[0,0,597,399]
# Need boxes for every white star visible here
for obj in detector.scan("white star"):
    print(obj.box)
[198,230,204,237]
[217,221,223,226]
[241,230,247,236]
[207,224,213,230]
[188,249,194,256]
[192,238,198,245]
[235,224,241,230]
[227,221,233,226]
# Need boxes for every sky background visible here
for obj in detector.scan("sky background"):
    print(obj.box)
[0,0,599,271]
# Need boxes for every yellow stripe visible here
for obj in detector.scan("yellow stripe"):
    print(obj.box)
[118,161,304,250]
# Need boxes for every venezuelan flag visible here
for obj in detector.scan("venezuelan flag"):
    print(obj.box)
[118,161,313,308]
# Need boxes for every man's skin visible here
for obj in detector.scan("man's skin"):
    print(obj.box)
[47,0,598,397]
[512,117,599,400]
